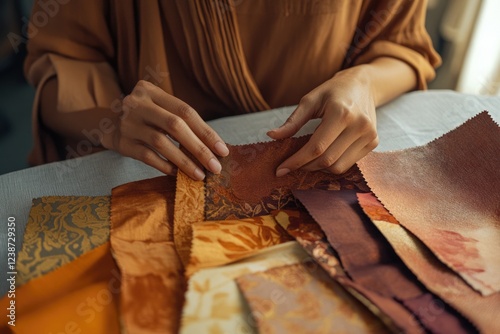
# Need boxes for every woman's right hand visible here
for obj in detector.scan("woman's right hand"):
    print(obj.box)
[101,80,229,181]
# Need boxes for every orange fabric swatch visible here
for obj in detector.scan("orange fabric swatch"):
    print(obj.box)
[110,176,184,334]
[358,112,500,296]
[0,242,120,334]
[358,192,500,334]
[186,215,292,276]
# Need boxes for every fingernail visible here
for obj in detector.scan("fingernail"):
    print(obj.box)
[215,141,229,156]
[208,157,222,174]
[276,168,290,177]
[194,167,206,181]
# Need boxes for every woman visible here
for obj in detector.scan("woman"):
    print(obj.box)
[25,0,440,181]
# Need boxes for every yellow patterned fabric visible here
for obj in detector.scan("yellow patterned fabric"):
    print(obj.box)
[186,216,292,276]
[17,196,110,285]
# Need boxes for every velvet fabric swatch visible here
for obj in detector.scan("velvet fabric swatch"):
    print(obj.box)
[358,192,499,333]
[17,196,110,285]
[292,189,473,334]
[273,209,418,333]
[0,242,120,333]
[180,242,308,334]
[186,215,292,276]
[357,112,500,296]
[110,176,184,334]
[236,262,387,334]
[174,135,368,265]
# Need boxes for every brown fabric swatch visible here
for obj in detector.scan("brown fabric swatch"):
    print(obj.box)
[273,209,417,333]
[186,215,292,276]
[358,192,499,333]
[0,242,120,333]
[111,176,184,334]
[174,136,368,265]
[236,262,387,334]
[17,196,110,285]
[357,112,500,296]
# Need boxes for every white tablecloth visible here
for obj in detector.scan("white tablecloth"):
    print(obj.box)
[1,90,499,294]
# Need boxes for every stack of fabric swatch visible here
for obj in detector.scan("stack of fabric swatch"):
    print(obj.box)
[2,112,498,333]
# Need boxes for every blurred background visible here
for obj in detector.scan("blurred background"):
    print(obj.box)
[1,0,499,175]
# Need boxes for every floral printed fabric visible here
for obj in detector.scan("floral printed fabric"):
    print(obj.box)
[357,112,500,296]
[17,196,110,285]
[357,192,500,334]
[180,242,308,334]
[236,261,387,334]
[187,215,292,276]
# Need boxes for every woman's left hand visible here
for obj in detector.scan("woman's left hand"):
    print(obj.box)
[267,66,379,176]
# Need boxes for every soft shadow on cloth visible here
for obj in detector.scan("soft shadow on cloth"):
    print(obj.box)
[358,112,500,296]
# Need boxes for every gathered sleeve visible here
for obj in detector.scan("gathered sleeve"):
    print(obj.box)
[24,1,122,165]
[345,0,441,90]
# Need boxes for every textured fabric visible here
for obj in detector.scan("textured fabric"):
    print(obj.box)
[0,242,120,333]
[25,0,439,164]
[237,262,387,334]
[289,189,473,334]
[187,215,292,276]
[358,192,500,334]
[110,176,184,334]
[273,209,418,333]
[358,112,500,296]
[17,196,110,285]
[180,242,307,334]
[174,135,368,265]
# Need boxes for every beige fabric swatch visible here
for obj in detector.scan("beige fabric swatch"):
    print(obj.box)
[358,112,500,296]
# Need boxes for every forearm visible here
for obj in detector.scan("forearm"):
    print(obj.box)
[40,77,119,145]
[339,57,418,107]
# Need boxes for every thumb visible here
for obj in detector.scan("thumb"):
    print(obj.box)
[267,101,315,140]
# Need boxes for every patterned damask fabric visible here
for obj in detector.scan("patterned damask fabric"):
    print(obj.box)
[187,216,292,276]
[236,262,387,334]
[174,135,368,266]
[358,112,500,296]
[357,192,500,334]
[17,196,110,285]
[180,242,308,334]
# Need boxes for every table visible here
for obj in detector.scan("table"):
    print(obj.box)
[1,90,499,295]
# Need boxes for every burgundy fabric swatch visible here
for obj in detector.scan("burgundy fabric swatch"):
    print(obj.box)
[357,112,500,296]
[293,189,473,334]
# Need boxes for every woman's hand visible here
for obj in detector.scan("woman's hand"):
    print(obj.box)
[267,66,379,176]
[101,80,229,181]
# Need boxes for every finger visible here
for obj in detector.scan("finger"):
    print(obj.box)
[137,101,222,174]
[134,127,207,181]
[147,83,229,157]
[326,136,379,174]
[267,97,316,140]
[275,114,345,177]
[125,141,178,176]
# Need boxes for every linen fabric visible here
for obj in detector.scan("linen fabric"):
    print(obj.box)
[25,0,439,164]
[110,176,184,334]
[358,112,500,296]
[236,262,387,334]
[17,196,110,285]
[357,192,499,334]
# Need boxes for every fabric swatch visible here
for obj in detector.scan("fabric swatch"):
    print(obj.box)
[292,189,473,334]
[17,196,110,285]
[186,215,292,276]
[273,209,418,333]
[174,135,369,265]
[110,176,184,334]
[180,242,308,334]
[358,192,499,333]
[357,112,500,296]
[0,242,120,333]
[236,262,387,334]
